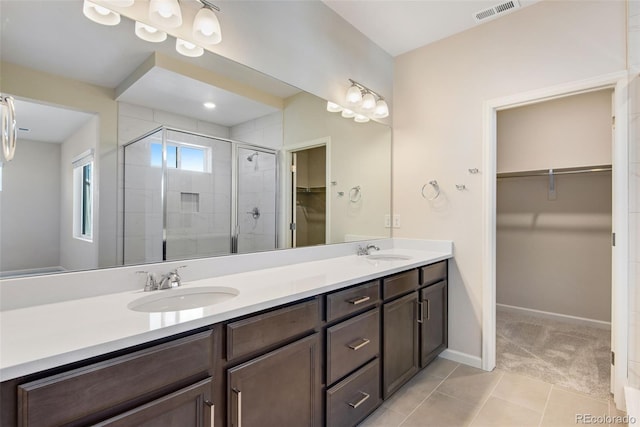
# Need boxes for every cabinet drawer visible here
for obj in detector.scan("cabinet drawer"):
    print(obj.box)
[382,269,419,301]
[226,298,319,361]
[326,358,381,427]
[420,261,447,286]
[326,280,380,322]
[17,330,213,427]
[327,308,379,385]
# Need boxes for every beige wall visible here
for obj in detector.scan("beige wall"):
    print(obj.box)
[393,1,626,359]
[497,89,613,173]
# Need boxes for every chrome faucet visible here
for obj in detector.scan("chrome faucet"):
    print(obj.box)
[357,244,381,256]
[137,266,186,291]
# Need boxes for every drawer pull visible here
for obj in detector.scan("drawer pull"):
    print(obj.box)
[417,301,424,324]
[348,296,371,305]
[232,388,242,427]
[348,391,371,409]
[205,400,214,427]
[427,299,431,320]
[348,338,371,351]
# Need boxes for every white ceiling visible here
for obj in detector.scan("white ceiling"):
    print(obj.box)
[323,0,540,57]
[13,100,94,144]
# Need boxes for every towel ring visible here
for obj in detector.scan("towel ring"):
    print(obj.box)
[349,186,362,203]
[421,180,440,201]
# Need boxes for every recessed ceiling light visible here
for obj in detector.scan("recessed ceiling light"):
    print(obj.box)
[203,102,216,109]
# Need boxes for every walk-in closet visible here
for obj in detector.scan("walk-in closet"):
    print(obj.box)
[495,89,614,400]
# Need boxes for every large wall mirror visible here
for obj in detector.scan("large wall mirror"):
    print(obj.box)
[0,1,391,279]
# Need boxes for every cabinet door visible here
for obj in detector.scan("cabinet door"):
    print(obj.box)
[227,334,321,427]
[420,280,448,368]
[382,292,419,398]
[95,378,213,427]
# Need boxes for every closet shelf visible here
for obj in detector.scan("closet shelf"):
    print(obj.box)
[296,186,326,193]
[497,164,612,179]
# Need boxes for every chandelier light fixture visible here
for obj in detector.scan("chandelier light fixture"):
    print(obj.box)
[83,0,222,58]
[327,79,389,123]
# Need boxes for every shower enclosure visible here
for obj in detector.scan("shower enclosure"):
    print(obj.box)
[122,127,278,264]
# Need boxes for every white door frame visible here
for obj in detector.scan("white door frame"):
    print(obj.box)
[481,71,629,407]
[280,137,332,248]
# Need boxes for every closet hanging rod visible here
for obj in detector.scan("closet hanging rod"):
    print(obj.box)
[497,164,612,179]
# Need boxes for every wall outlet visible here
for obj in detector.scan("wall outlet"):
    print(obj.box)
[384,214,391,228]
[392,214,401,228]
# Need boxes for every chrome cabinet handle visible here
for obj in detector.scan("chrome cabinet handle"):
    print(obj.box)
[205,400,214,427]
[347,296,370,305]
[348,338,370,351]
[348,391,370,408]
[232,388,242,427]
[417,301,424,324]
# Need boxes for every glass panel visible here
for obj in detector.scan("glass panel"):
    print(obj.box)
[82,163,92,237]
[164,130,232,261]
[237,148,277,253]
[123,129,164,264]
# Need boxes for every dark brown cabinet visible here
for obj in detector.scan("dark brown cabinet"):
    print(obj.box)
[420,280,448,368]
[227,333,321,427]
[382,291,419,398]
[95,378,213,427]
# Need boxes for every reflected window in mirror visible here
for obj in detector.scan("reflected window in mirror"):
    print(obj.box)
[150,142,210,173]
[73,152,94,242]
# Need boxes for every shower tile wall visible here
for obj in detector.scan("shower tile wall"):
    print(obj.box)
[230,112,284,150]
[237,148,277,253]
[165,131,232,261]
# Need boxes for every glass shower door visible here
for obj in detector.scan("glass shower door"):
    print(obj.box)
[164,130,232,261]
[236,147,277,253]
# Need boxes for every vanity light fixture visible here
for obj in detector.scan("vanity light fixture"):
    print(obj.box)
[326,101,343,113]
[345,82,363,106]
[193,0,222,45]
[149,0,182,29]
[135,22,167,43]
[354,114,370,123]
[176,38,204,57]
[203,102,216,109]
[373,99,390,119]
[341,108,356,119]
[82,0,121,26]
[361,92,376,112]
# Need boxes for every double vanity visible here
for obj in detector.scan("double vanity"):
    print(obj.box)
[0,239,452,426]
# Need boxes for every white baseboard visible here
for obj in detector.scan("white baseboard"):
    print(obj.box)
[440,349,483,370]
[497,303,611,330]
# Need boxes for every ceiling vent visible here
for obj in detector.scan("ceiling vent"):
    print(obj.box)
[473,0,520,23]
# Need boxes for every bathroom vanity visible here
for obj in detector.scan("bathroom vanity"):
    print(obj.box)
[0,242,451,426]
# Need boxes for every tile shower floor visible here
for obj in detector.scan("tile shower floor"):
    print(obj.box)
[358,358,627,427]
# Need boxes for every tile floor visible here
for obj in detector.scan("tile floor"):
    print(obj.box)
[358,358,629,427]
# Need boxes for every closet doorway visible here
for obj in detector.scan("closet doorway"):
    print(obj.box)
[495,89,613,399]
[481,71,629,408]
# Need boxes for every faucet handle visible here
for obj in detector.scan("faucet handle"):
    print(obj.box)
[169,265,187,288]
[136,271,157,292]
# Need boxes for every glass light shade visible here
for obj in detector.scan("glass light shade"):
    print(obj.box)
[135,22,167,43]
[341,109,356,118]
[361,93,376,112]
[203,102,216,109]
[354,114,370,123]
[345,85,362,106]
[83,0,121,26]
[373,99,389,118]
[326,101,343,113]
[193,7,222,45]
[149,0,182,28]
[108,0,134,6]
[176,38,204,57]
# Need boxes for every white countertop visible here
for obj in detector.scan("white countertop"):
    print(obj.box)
[0,244,452,381]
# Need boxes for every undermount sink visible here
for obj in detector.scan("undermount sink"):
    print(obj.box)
[128,286,240,313]
[366,254,412,261]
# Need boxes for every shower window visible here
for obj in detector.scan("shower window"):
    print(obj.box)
[150,142,209,173]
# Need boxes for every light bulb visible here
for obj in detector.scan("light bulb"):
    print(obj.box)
[326,101,343,113]
[83,0,121,25]
[361,93,376,112]
[341,109,356,118]
[149,0,182,28]
[373,99,389,118]
[345,84,362,106]
[354,114,370,123]
[193,7,222,45]
[135,21,167,43]
[176,38,204,57]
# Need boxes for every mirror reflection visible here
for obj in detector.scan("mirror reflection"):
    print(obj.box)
[0,1,391,278]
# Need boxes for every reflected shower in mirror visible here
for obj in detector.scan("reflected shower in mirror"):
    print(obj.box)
[0,0,391,279]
